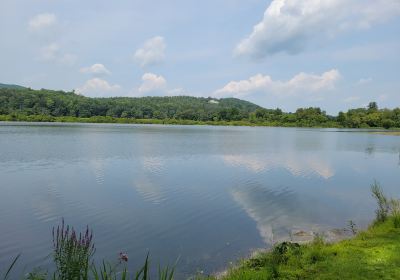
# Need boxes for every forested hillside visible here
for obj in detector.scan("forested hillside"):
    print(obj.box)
[0,87,399,128]
[0,88,259,121]
[0,83,26,89]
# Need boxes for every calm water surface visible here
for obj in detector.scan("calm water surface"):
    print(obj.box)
[1,123,399,278]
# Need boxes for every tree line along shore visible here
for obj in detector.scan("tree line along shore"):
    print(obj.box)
[1,87,400,129]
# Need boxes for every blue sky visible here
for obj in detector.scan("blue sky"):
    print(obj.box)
[1,0,399,113]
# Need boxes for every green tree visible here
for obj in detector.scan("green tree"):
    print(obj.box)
[368,102,378,111]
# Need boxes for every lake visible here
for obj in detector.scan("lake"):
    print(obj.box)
[1,122,399,278]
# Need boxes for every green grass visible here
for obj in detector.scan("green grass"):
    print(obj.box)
[214,217,400,280]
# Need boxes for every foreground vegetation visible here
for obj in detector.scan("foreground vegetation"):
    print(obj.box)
[214,183,400,280]
[216,217,400,280]
[1,219,177,280]
[1,183,400,279]
[1,87,400,128]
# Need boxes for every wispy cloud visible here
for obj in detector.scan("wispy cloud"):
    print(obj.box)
[356,78,372,86]
[28,13,57,31]
[134,36,166,67]
[40,43,77,66]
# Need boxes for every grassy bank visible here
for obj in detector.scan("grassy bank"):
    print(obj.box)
[213,183,400,280]
[215,217,400,280]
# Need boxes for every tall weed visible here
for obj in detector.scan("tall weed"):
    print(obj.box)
[389,198,400,228]
[371,181,390,223]
[52,219,95,280]
[1,254,20,280]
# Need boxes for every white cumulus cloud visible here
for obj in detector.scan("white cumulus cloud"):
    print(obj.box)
[134,36,166,67]
[138,73,167,94]
[235,0,400,58]
[29,13,57,31]
[76,78,121,97]
[215,69,341,98]
[80,64,111,75]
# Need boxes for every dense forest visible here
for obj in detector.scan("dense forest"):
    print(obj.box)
[0,87,259,121]
[0,87,399,128]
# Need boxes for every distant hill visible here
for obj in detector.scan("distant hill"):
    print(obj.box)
[0,83,26,89]
[1,87,399,128]
[0,87,261,121]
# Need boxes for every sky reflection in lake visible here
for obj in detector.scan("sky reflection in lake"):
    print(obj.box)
[0,123,399,278]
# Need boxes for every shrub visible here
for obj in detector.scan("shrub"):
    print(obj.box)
[26,269,47,280]
[52,219,95,280]
[271,242,301,265]
[382,119,395,129]
[371,181,390,223]
[389,199,400,228]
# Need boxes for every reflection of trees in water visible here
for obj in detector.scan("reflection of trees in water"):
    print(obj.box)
[365,146,375,155]
[398,151,400,166]
[365,145,400,166]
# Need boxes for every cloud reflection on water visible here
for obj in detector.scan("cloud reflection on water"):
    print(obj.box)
[231,184,332,246]
[222,153,334,179]
[223,152,337,245]
[133,156,166,204]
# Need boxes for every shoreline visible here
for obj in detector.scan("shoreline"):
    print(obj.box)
[1,116,400,132]
[0,114,339,128]
[214,215,400,279]
[372,131,400,136]
[213,225,354,279]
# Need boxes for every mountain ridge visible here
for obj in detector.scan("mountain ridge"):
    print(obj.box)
[0,83,27,89]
